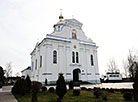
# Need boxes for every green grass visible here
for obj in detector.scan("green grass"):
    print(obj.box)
[15,90,134,102]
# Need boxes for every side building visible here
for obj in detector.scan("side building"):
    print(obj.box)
[30,14,100,84]
[21,66,31,78]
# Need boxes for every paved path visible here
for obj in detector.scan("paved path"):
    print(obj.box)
[0,86,17,102]
[81,82,133,89]
[46,82,133,89]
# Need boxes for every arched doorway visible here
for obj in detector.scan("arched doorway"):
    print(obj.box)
[73,69,81,81]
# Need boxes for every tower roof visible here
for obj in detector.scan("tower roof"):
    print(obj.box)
[59,15,64,19]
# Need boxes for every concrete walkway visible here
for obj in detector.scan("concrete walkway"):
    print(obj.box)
[0,86,18,102]
[81,82,133,89]
[46,82,133,89]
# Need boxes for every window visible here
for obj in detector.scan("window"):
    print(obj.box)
[40,56,42,67]
[91,55,94,66]
[53,50,57,64]
[32,62,34,71]
[35,59,37,70]
[72,52,79,63]
[72,52,75,63]
[72,29,77,39]
[76,52,79,63]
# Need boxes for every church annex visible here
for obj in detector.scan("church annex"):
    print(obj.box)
[30,14,100,84]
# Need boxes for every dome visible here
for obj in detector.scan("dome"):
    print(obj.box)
[59,15,64,19]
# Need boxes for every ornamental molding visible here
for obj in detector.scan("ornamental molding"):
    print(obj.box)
[64,19,82,28]
[70,64,82,67]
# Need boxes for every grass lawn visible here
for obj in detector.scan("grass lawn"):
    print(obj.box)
[15,90,134,102]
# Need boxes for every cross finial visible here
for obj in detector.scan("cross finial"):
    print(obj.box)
[59,9,64,19]
[60,9,62,16]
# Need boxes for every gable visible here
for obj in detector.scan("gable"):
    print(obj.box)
[51,18,94,43]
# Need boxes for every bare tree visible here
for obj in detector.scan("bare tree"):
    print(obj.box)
[122,60,129,78]
[107,59,118,73]
[127,50,138,78]
[5,62,12,78]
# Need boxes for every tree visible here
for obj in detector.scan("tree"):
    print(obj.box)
[12,78,26,96]
[107,59,118,73]
[126,49,138,101]
[5,62,12,78]
[0,66,4,86]
[133,62,138,101]
[127,50,138,79]
[32,81,42,102]
[122,60,129,78]
[25,75,31,93]
[56,73,67,99]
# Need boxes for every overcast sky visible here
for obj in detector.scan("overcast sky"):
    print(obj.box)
[0,0,138,76]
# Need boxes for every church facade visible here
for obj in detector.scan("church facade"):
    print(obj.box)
[30,14,100,84]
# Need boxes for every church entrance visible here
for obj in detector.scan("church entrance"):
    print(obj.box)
[73,69,81,81]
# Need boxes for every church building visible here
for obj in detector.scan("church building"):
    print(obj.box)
[30,13,100,84]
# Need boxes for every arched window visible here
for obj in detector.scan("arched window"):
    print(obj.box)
[72,29,77,39]
[32,62,34,71]
[91,55,94,66]
[72,51,75,63]
[53,50,57,64]
[76,52,79,63]
[35,59,37,70]
[40,56,42,67]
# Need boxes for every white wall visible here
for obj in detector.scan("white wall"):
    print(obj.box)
[30,18,100,84]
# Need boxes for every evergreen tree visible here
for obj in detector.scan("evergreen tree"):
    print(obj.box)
[12,78,26,96]
[25,75,31,93]
[56,73,67,99]
[31,81,42,102]
[133,63,138,101]
[0,66,4,86]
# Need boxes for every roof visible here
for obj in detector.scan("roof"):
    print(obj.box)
[21,66,31,72]
[30,18,97,55]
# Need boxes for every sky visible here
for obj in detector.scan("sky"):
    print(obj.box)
[0,0,138,76]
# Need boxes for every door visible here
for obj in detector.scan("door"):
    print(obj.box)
[73,69,81,81]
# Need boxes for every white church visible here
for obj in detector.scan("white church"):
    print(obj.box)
[30,13,100,84]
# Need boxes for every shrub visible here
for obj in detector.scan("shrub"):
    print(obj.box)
[25,75,31,93]
[101,88,106,91]
[49,87,54,93]
[42,86,47,92]
[93,87,100,91]
[108,88,114,93]
[31,81,42,92]
[56,98,61,102]
[94,90,102,98]
[86,88,92,91]
[12,78,26,96]
[101,93,108,101]
[123,92,132,101]
[81,87,87,90]
[56,73,67,99]
[69,81,73,90]
[73,90,80,96]
[120,89,125,93]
